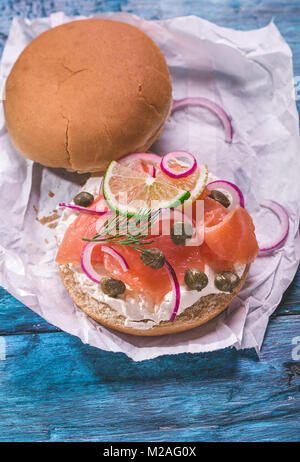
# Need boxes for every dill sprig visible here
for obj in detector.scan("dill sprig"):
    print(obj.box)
[82,209,160,252]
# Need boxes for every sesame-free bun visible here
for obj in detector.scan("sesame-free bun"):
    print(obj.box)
[3,19,172,172]
[58,264,249,336]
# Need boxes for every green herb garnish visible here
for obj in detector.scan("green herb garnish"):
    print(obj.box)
[82,209,160,252]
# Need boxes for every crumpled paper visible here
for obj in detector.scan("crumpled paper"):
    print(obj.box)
[0,12,299,361]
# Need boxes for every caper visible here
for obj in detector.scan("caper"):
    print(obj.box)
[184,268,208,291]
[171,222,194,246]
[73,191,94,207]
[208,190,230,208]
[101,277,126,297]
[140,248,165,269]
[215,271,240,292]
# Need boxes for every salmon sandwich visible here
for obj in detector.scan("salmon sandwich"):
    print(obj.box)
[56,152,259,336]
[3,19,262,336]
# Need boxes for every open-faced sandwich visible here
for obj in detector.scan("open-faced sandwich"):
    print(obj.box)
[55,152,259,335]
[4,17,289,337]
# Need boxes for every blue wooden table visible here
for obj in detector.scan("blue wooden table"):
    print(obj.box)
[0,0,299,442]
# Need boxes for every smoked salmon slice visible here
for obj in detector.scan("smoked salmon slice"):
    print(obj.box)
[56,193,258,302]
[103,235,206,304]
[56,195,107,265]
[203,197,229,227]
[204,205,259,263]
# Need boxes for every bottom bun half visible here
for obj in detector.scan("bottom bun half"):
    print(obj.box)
[58,264,249,336]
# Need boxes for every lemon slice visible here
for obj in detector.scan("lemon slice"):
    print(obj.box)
[103,161,191,215]
[118,152,208,204]
[156,163,208,204]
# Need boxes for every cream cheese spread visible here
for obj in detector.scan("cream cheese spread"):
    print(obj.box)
[56,174,245,329]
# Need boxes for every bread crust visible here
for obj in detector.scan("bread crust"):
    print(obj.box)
[4,19,172,172]
[58,263,249,336]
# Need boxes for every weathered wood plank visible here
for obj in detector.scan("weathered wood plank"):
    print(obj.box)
[0,287,60,334]
[0,316,299,441]
[274,269,300,316]
[48,417,300,442]
[2,417,299,442]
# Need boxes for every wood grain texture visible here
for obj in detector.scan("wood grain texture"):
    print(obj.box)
[0,0,299,442]
[0,316,299,442]
[0,287,60,335]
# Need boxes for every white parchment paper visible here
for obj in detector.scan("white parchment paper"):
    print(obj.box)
[0,12,299,361]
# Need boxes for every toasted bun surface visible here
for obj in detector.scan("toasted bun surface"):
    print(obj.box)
[58,264,249,336]
[4,19,172,172]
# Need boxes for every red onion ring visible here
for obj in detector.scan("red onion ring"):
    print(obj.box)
[101,245,129,272]
[81,242,103,283]
[172,97,233,143]
[207,180,245,210]
[59,203,109,216]
[160,151,197,178]
[259,200,289,252]
[164,260,181,322]
[81,243,129,284]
